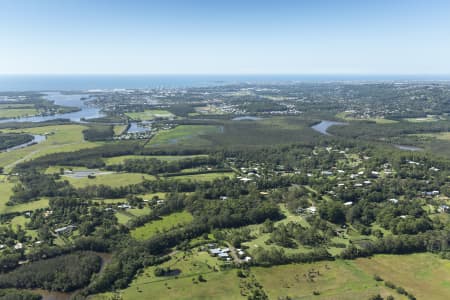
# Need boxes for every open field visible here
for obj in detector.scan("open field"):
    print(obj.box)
[0,177,48,214]
[253,259,403,300]
[103,154,209,165]
[336,112,398,124]
[131,211,193,240]
[403,116,442,123]
[113,124,127,135]
[354,253,450,300]
[0,124,101,171]
[251,253,450,300]
[419,132,450,141]
[63,172,155,188]
[1,199,49,215]
[0,108,39,119]
[91,250,242,300]
[166,172,235,181]
[148,125,222,147]
[125,109,174,121]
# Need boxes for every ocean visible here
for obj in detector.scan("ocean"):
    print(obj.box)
[0,74,449,91]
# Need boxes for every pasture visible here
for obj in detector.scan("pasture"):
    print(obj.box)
[0,124,101,171]
[125,109,174,121]
[92,250,242,300]
[63,172,155,188]
[131,211,193,240]
[147,125,222,147]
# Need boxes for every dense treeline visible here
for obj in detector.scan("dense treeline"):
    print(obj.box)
[340,230,450,259]
[82,125,115,141]
[0,289,42,300]
[106,156,220,175]
[0,133,34,151]
[0,252,101,292]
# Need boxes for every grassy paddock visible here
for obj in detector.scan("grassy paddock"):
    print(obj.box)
[0,124,101,171]
[63,172,155,188]
[148,125,222,148]
[92,250,242,300]
[125,110,174,121]
[0,108,39,119]
[131,211,193,240]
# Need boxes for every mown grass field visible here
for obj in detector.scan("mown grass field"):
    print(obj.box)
[131,211,193,240]
[125,109,174,121]
[0,107,39,119]
[63,172,155,188]
[148,125,222,147]
[103,154,208,165]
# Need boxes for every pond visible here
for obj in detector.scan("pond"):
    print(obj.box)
[394,144,423,151]
[311,120,348,135]
[232,116,262,121]
[127,121,152,134]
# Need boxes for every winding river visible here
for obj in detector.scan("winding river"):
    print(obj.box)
[0,92,103,124]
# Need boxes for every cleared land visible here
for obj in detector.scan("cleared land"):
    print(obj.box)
[91,250,242,300]
[63,172,155,188]
[165,172,235,182]
[103,154,208,165]
[125,110,174,121]
[354,253,450,300]
[0,124,101,171]
[0,107,39,119]
[336,112,398,124]
[131,211,193,240]
[148,125,222,148]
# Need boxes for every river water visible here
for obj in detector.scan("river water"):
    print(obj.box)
[0,92,103,123]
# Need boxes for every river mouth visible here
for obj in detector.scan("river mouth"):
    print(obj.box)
[311,120,348,135]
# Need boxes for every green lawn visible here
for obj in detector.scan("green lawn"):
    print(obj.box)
[131,211,193,240]
[63,172,155,188]
[148,125,222,147]
[125,109,174,121]
[0,108,39,119]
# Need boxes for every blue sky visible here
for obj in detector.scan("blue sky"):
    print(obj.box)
[0,0,449,74]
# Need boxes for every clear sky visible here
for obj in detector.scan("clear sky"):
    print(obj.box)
[1,0,449,75]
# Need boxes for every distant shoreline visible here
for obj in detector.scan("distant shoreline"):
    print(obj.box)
[1,74,450,92]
